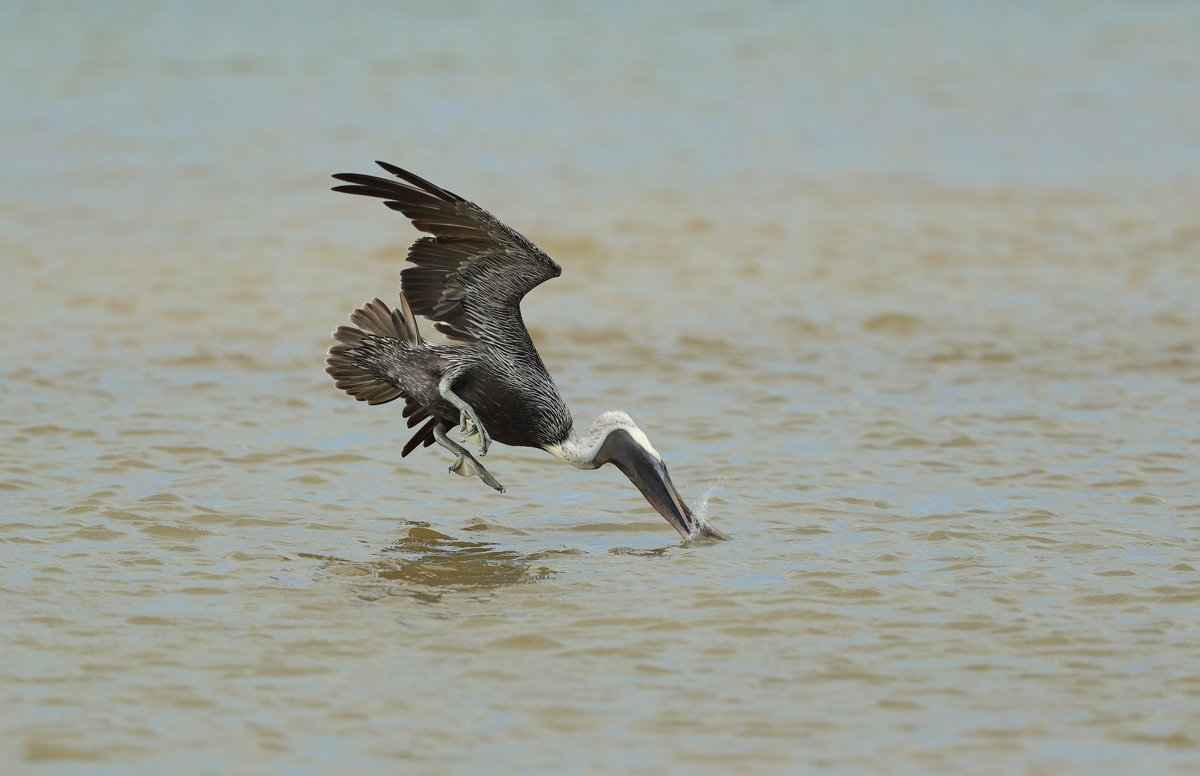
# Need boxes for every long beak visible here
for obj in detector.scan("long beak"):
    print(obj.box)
[612,446,727,542]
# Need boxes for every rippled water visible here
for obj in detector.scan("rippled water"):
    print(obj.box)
[3,2,1199,773]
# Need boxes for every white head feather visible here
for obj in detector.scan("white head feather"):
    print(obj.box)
[544,410,661,468]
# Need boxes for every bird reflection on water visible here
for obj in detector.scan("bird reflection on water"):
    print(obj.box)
[300,517,707,599]
[301,521,580,601]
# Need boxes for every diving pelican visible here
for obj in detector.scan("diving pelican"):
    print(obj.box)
[325,162,725,541]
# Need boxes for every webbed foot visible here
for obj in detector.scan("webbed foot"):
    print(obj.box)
[458,410,491,456]
[448,453,505,492]
[433,422,504,493]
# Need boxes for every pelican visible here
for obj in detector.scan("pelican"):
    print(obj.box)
[325,161,725,541]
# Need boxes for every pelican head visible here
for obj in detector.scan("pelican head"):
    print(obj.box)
[547,411,726,541]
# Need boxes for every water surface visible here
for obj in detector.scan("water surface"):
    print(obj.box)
[2,2,1199,774]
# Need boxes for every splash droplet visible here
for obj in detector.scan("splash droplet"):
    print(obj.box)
[688,477,730,541]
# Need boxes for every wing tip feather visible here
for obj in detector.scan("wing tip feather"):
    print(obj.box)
[375,161,463,202]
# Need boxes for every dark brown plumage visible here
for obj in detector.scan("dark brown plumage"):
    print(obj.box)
[326,162,573,455]
[323,162,725,540]
[331,161,561,345]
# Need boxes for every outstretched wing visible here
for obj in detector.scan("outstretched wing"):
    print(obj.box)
[331,162,561,342]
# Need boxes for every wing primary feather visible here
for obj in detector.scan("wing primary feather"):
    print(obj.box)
[332,162,564,341]
[375,161,464,202]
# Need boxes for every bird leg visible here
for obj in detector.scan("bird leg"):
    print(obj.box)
[438,377,491,456]
[433,422,505,493]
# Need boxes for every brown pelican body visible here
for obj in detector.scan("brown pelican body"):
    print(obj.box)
[325,162,725,541]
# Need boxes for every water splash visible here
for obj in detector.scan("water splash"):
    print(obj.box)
[693,477,724,522]
[687,477,731,541]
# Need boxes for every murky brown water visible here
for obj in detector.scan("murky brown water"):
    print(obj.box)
[3,2,1199,774]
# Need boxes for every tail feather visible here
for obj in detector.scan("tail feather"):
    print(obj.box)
[326,294,444,457]
[346,296,420,346]
[326,295,420,407]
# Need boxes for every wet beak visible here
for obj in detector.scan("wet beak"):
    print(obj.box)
[614,447,727,542]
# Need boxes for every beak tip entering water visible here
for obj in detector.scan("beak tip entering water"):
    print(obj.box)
[595,427,728,543]
[685,519,731,543]
[620,452,728,542]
